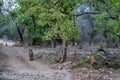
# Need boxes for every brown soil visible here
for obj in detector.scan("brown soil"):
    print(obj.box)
[1,47,50,71]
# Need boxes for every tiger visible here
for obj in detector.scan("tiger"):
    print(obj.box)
[29,49,34,61]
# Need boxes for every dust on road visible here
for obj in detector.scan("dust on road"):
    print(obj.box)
[2,47,50,71]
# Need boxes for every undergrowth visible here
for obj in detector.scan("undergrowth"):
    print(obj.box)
[49,55,61,63]
[73,52,120,69]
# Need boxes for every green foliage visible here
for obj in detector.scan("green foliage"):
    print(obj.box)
[8,0,120,47]
[49,55,61,63]
[91,52,104,69]
[36,0,81,41]
[0,0,3,6]
[73,52,120,69]
[92,52,120,69]
[88,0,120,44]
[72,53,103,69]
[43,18,80,41]
[59,19,80,41]
[0,14,7,27]
[73,58,89,68]
[107,60,120,69]
[1,0,119,45]
[11,0,81,46]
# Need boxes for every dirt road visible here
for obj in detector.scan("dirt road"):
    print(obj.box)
[0,47,71,80]
[2,47,50,71]
[1,39,120,80]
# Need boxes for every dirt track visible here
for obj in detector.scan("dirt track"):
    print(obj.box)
[0,47,71,80]
[2,47,50,71]
[0,39,120,80]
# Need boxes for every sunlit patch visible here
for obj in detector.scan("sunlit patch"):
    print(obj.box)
[0,39,15,46]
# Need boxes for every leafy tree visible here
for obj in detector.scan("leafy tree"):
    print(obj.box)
[91,0,120,47]
[15,0,80,62]
[16,0,43,45]
[37,0,80,62]
[76,0,120,47]
[8,8,25,43]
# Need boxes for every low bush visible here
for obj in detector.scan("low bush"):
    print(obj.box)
[73,52,120,69]
[107,60,120,69]
[73,58,89,68]
[49,55,61,63]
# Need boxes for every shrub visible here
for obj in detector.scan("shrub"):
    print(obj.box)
[49,55,61,63]
[73,58,89,68]
[73,52,120,69]
[107,60,120,69]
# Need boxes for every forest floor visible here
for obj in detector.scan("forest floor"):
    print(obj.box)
[0,39,120,80]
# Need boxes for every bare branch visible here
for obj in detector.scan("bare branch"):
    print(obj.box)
[75,12,101,17]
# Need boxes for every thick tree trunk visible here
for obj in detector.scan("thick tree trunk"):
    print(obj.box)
[60,40,67,63]
[11,15,24,43]
[89,33,95,46]
[15,22,24,43]
[31,15,37,45]
[71,39,75,46]
[17,27,24,43]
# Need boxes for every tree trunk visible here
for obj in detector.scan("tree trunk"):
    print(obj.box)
[71,39,75,46]
[31,15,37,45]
[60,40,67,63]
[53,40,56,48]
[89,21,96,46]
[31,15,36,34]
[15,22,24,43]
[17,27,24,43]
[103,27,109,48]
[79,40,83,49]
[115,37,120,48]
[11,14,24,43]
